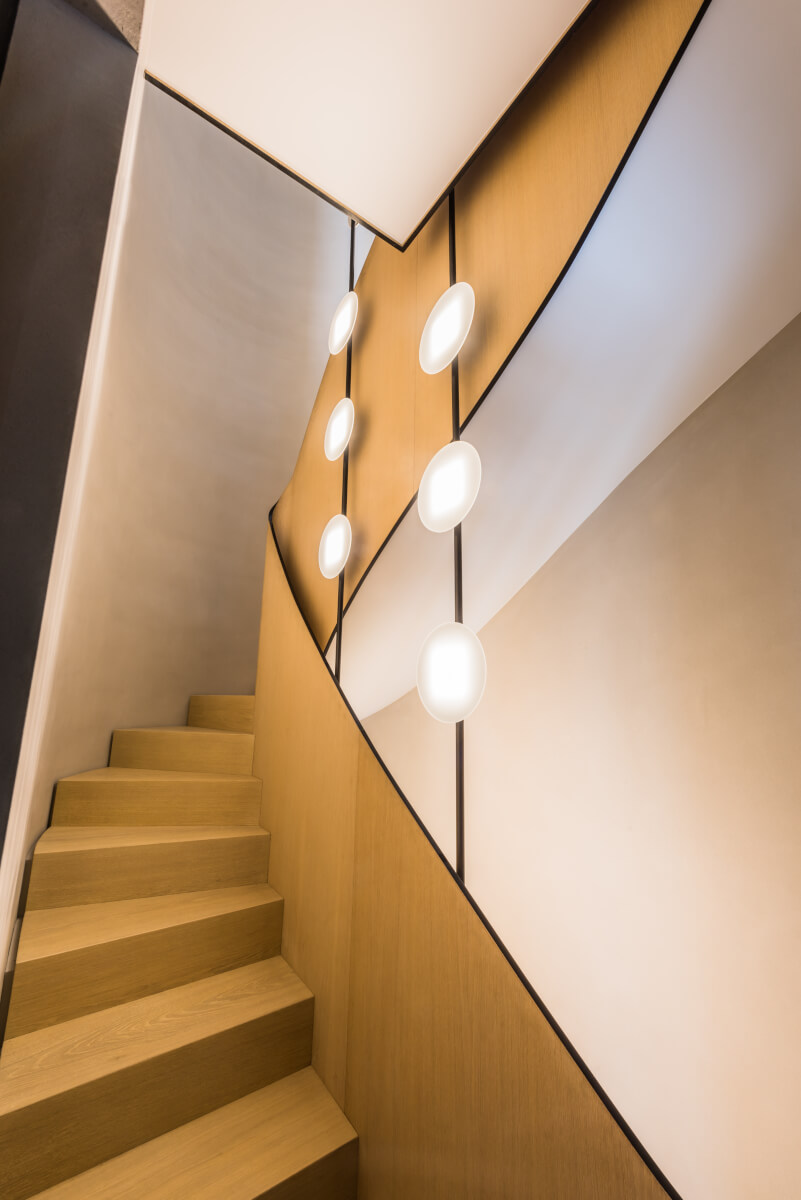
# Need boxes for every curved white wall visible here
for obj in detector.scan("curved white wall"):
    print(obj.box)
[365,309,801,1200]
[336,0,801,722]
[340,1,801,1194]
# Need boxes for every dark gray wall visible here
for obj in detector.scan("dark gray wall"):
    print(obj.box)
[0,0,19,82]
[0,0,134,851]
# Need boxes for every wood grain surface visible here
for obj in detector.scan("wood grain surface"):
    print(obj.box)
[52,768,262,826]
[187,694,256,733]
[109,727,255,774]
[273,0,707,648]
[252,529,671,1197]
[26,825,270,908]
[253,541,359,1107]
[7,885,283,1037]
[32,1067,357,1200]
[0,959,313,1198]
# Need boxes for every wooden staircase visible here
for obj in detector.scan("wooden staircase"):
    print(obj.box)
[0,696,358,1199]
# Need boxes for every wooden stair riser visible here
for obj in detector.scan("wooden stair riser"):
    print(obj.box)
[52,774,261,827]
[6,894,284,1038]
[187,695,256,734]
[0,998,313,1200]
[26,832,270,909]
[263,1146,359,1200]
[110,728,254,775]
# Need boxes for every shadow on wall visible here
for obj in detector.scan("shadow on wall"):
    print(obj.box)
[0,0,134,887]
[0,72,354,972]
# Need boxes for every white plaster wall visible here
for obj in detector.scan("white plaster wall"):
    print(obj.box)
[340,0,801,723]
[1,65,350,964]
[365,313,801,1199]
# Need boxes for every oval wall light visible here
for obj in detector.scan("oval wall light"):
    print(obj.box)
[328,291,358,356]
[324,397,355,461]
[416,621,487,723]
[419,281,475,375]
[418,440,481,533]
[318,514,352,579]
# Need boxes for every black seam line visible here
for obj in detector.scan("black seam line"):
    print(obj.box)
[321,492,418,659]
[143,0,602,254]
[322,0,714,653]
[399,0,602,250]
[461,0,714,435]
[268,506,683,1200]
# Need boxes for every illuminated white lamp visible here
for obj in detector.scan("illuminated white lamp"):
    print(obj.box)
[328,291,358,355]
[318,514,352,579]
[324,397,355,461]
[419,282,475,374]
[416,622,487,723]
[418,441,481,533]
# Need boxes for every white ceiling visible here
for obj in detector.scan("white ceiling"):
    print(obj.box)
[144,0,588,246]
[335,0,801,718]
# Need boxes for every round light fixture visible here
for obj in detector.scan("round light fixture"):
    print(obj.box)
[318,514,352,579]
[416,622,487,723]
[324,397,355,461]
[328,291,358,356]
[419,282,475,374]
[418,440,481,533]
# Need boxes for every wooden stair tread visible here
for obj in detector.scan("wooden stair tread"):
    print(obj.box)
[15,885,282,963]
[30,1068,357,1199]
[115,726,249,734]
[35,825,267,854]
[0,958,311,1116]
[7,886,284,1038]
[59,767,260,785]
[188,695,256,734]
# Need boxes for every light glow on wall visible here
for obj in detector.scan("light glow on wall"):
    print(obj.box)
[419,282,475,374]
[418,440,482,532]
[319,513,352,578]
[328,291,358,355]
[416,621,486,722]
[324,397,355,461]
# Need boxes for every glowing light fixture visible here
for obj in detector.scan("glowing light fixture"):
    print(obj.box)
[418,440,481,533]
[328,291,358,356]
[416,621,486,723]
[318,514,352,579]
[324,397,355,461]
[419,282,475,375]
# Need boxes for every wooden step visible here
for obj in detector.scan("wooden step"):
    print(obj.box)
[26,826,270,909]
[109,727,254,775]
[0,958,313,1199]
[187,694,255,734]
[52,768,261,827]
[6,885,283,1038]
[30,1067,357,1199]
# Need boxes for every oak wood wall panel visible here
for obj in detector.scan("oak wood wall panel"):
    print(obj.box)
[273,352,346,645]
[345,202,451,595]
[456,0,703,421]
[252,535,358,1105]
[347,740,668,1199]
[252,531,670,1197]
[272,0,706,648]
